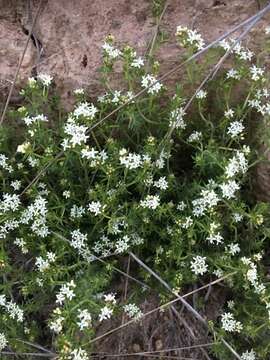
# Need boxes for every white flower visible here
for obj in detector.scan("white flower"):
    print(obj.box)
[181,216,193,229]
[28,77,37,87]
[225,151,248,178]
[227,243,240,255]
[37,73,53,86]
[73,102,98,120]
[220,180,240,199]
[63,119,89,148]
[0,154,13,172]
[69,348,89,360]
[233,213,243,222]
[176,26,205,50]
[124,303,143,320]
[226,69,240,80]
[241,349,256,360]
[71,229,87,250]
[23,114,48,126]
[131,57,144,68]
[213,269,224,278]
[196,89,207,99]
[250,65,264,81]
[88,201,103,216]
[120,149,142,169]
[10,180,21,191]
[104,293,116,305]
[154,177,168,190]
[141,74,163,95]
[190,256,208,275]
[102,42,121,59]
[70,205,85,219]
[63,190,71,198]
[224,109,234,118]
[49,316,64,334]
[0,193,21,214]
[221,312,243,332]
[192,189,219,217]
[56,280,76,305]
[177,201,186,211]
[0,332,8,351]
[36,251,56,272]
[99,305,113,321]
[140,195,160,210]
[77,309,92,330]
[14,238,28,254]
[169,107,186,129]
[227,121,244,138]
[17,141,31,153]
[74,88,84,95]
[188,131,202,143]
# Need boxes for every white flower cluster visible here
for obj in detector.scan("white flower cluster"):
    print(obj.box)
[140,195,160,210]
[169,107,186,129]
[190,256,208,275]
[0,219,19,240]
[98,90,135,105]
[141,74,163,95]
[176,25,205,50]
[123,303,143,320]
[221,312,243,333]
[73,102,98,120]
[62,118,89,149]
[0,154,13,172]
[180,216,193,229]
[119,148,150,169]
[14,237,28,254]
[11,180,21,191]
[220,180,240,199]
[69,348,89,360]
[81,147,108,167]
[196,89,207,99]
[225,150,249,178]
[71,229,88,250]
[102,42,121,59]
[0,295,24,322]
[77,309,92,330]
[0,332,8,351]
[17,141,31,153]
[0,193,21,214]
[192,189,219,217]
[88,201,104,216]
[241,349,256,360]
[188,131,202,143]
[36,251,56,272]
[74,88,84,95]
[241,257,266,295]
[56,280,76,305]
[226,68,241,80]
[37,73,53,86]
[249,65,264,82]
[227,120,244,138]
[23,114,48,126]
[219,39,253,62]
[20,195,50,238]
[49,308,64,334]
[70,205,85,219]
[206,222,223,245]
[153,177,168,190]
[99,293,116,322]
[131,56,144,68]
[226,242,240,256]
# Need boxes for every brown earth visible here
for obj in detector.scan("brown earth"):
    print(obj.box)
[0,0,268,108]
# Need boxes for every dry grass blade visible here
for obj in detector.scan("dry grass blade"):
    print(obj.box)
[86,272,234,346]
[130,252,240,359]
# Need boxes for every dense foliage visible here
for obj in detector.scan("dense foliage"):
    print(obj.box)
[1,25,270,360]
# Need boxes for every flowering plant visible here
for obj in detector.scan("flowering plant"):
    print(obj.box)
[0,26,270,360]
